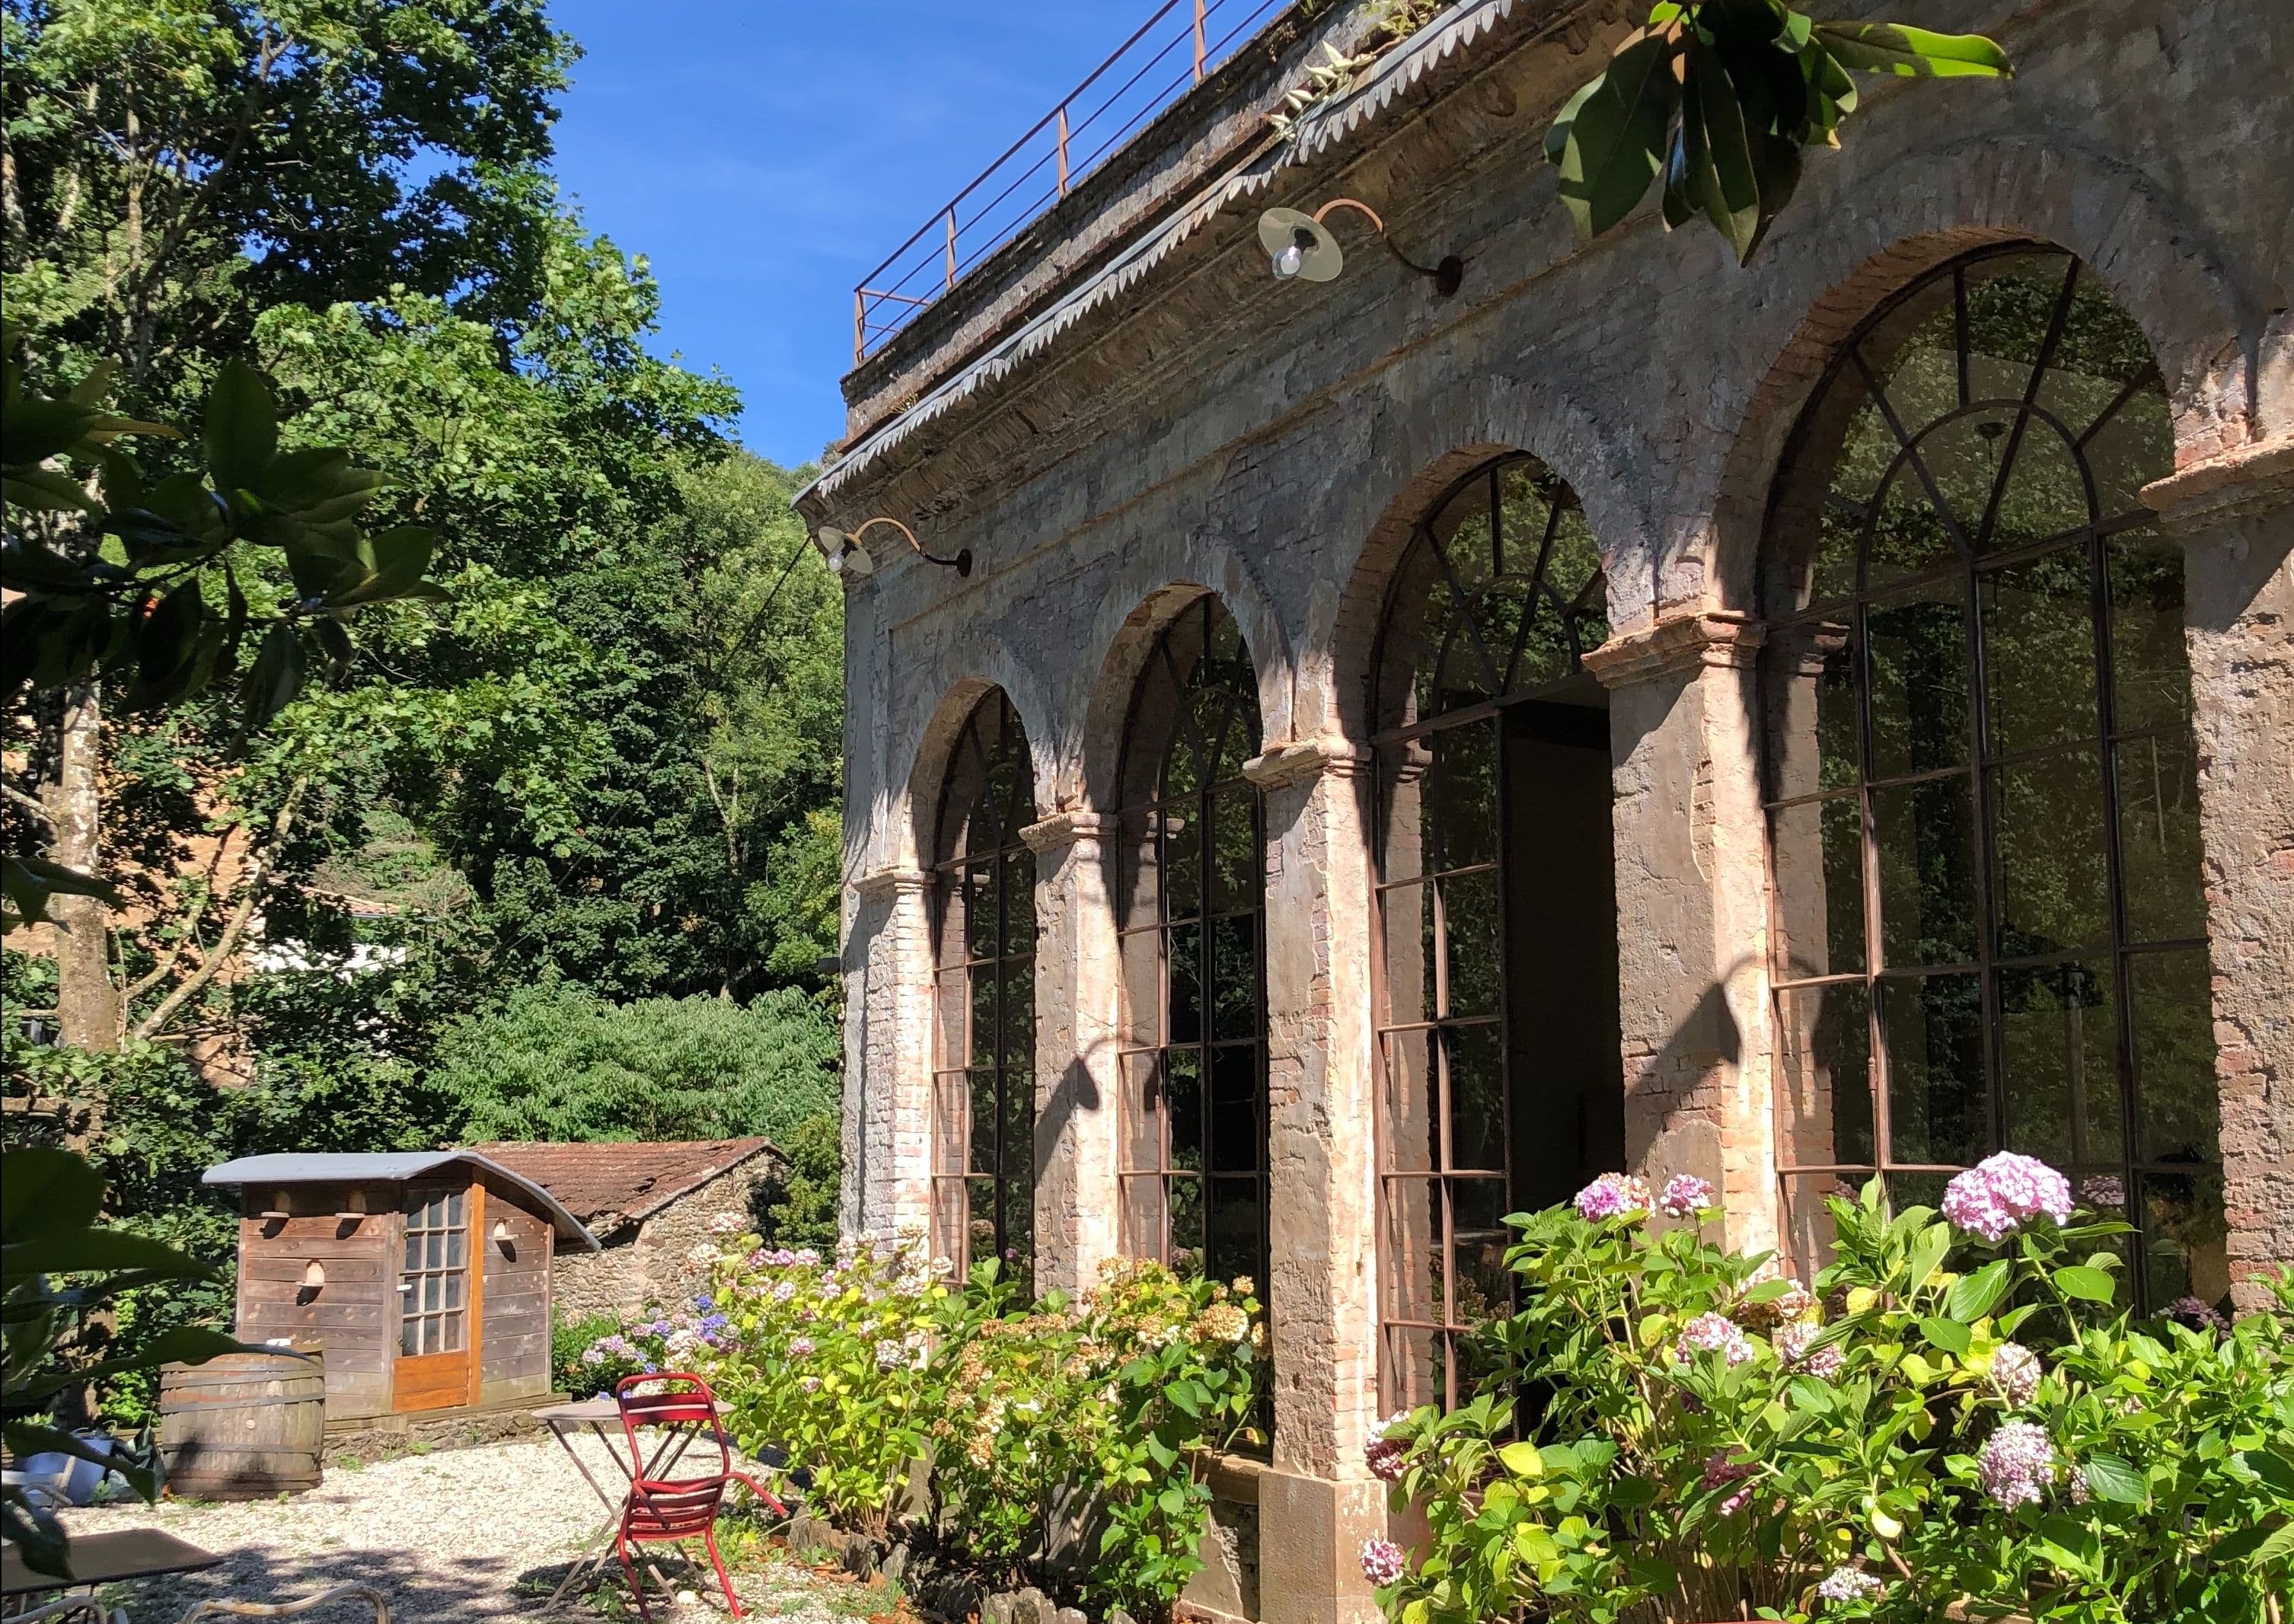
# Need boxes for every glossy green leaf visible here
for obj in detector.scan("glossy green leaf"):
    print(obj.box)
[2080,1453,2148,1505]
[1684,35,1762,260]
[1554,32,1679,241]
[1945,1259,2012,1322]
[238,620,305,732]
[1919,1315,1971,1355]
[2053,1265,2119,1303]
[1814,21,2013,78]
[203,359,279,494]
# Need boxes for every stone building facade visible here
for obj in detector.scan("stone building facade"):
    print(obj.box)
[797,4,2291,1622]
[475,1139,783,1322]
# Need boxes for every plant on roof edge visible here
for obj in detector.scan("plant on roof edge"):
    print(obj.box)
[1546,1,2012,264]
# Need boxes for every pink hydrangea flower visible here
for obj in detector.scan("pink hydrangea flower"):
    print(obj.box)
[1700,1450,1757,1514]
[1574,1172,1652,1222]
[1817,1565,1883,1603]
[1977,1420,2057,1509]
[1989,1342,2042,1406]
[1774,1319,1845,1380]
[1676,1311,1754,1366]
[1359,1537,1406,1587]
[1659,1174,1716,1219]
[1942,1153,2074,1243]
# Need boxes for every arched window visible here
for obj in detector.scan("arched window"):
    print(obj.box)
[930,691,1039,1290]
[1370,452,1622,1410]
[1761,244,2219,1312]
[1113,595,1267,1287]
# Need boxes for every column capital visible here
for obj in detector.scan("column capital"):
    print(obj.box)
[2141,433,2294,535]
[1242,735,1372,791]
[1582,610,1764,690]
[850,864,930,901]
[1019,809,1107,854]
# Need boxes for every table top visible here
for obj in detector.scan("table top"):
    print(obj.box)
[3,1529,222,1594]
[532,1396,729,1426]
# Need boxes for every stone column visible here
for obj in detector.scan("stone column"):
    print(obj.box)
[1239,736,1384,1624]
[2142,436,2294,1313]
[1583,611,1779,1253]
[844,866,936,1238]
[1022,810,1124,1297]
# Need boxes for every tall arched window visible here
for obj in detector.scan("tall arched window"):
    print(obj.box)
[1761,244,2219,1312]
[1370,452,1622,1410]
[930,691,1039,1290]
[1113,595,1267,1288]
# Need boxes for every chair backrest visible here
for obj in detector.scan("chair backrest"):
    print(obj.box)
[614,1371,733,1483]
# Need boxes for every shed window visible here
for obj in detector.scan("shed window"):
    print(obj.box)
[1370,452,1619,1410]
[400,1188,467,1355]
[1115,595,1268,1288]
[930,691,1039,1288]
[1760,244,2219,1311]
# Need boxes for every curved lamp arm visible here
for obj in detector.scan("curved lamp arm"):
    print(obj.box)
[1312,198,1464,295]
[825,516,973,578]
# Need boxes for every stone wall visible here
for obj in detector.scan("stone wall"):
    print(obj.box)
[805,3,2292,1622]
[551,1155,783,1325]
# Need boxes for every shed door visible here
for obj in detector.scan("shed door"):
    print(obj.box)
[393,1184,480,1412]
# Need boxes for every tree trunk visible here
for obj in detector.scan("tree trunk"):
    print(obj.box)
[44,679,120,1051]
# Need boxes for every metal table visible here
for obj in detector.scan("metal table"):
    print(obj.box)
[530,1396,729,1610]
[4,1529,221,1603]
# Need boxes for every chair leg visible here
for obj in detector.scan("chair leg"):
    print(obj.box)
[705,1526,745,1618]
[617,1533,655,1624]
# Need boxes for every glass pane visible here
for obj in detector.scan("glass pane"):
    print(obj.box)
[1002,1064,1034,1180]
[426,1233,443,1271]
[1208,916,1258,1042]
[1166,1049,1204,1170]
[1439,868,1502,1019]
[2129,948,2217,1166]
[1447,1024,1505,1175]
[2137,1169,2229,1313]
[1865,458,1963,586]
[1119,1173,1167,1259]
[1120,927,1163,1051]
[445,1271,464,1310]
[1166,810,1201,918]
[965,863,998,960]
[1204,1176,1262,1287]
[1981,417,2091,550]
[971,969,998,1067]
[1450,1179,1514,1328]
[1872,774,1979,967]
[1998,961,2121,1167]
[446,1192,464,1227]
[1771,796,1867,981]
[2105,528,2190,735]
[968,1069,999,1174]
[1866,579,1970,780]
[2081,381,2174,522]
[1002,957,1034,1065]
[1168,922,1201,1045]
[2117,731,2206,943]
[1002,1176,1035,1284]
[1002,853,1035,956]
[1761,620,1859,799]
[1431,723,1499,871]
[1980,545,2099,758]
[1881,972,1986,1166]
[1381,880,1434,1028]
[400,1317,420,1358]
[1991,747,2111,957]
[445,1228,464,1269]
[404,1235,420,1271]
[1381,1176,1441,1319]
[1208,1045,1259,1173]
[1384,1324,1444,1415]
[1380,1028,1438,1173]
[1167,1176,1204,1277]
[1776,981,1874,1168]
[1781,1170,1867,1286]
[1210,791,1256,914]
[968,1178,997,1266]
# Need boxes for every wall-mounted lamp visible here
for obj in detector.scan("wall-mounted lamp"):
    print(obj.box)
[492,1220,512,1244]
[302,1262,327,1288]
[1256,199,1463,296]
[817,517,972,579]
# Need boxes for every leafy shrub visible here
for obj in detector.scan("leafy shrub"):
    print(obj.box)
[754,1110,841,1249]
[437,981,838,1144]
[1368,1163,2294,1624]
[551,1312,626,1398]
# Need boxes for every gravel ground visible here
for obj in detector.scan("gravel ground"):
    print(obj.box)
[49,1435,885,1624]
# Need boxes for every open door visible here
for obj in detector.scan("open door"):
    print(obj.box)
[393,1182,482,1412]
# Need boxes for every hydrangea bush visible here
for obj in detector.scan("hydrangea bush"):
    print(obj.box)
[1368,1155,2294,1624]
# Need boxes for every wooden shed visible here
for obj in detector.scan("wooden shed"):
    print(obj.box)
[201,1151,599,1423]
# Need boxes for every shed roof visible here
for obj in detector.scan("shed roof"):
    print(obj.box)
[200,1151,601,1249]
[469,1139,777,1232]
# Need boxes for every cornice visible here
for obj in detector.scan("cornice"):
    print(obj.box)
[1582,611,1766,691]
[1020,810,1109,854]
[1242,735,1372,790]
[850,866,930,902]
[2140,434,2294,536]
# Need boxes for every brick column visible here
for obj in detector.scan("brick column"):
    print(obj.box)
[1583,612,1779,1253]
[2142,436,2294,1313]
[1239,736,1383,1624]
[844,866,936,1239]
[1022,810,1123,1297]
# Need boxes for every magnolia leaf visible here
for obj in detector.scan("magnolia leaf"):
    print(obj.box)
[1554,32,1678,241]
[1543,75,1601,168]
[1814,21,2013,78]
[238,620,305,732]
[1684,36,1761,260]
[203,359,280,495]
[3,465,100,513]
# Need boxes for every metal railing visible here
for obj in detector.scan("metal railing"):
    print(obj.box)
[852,0,1293,363]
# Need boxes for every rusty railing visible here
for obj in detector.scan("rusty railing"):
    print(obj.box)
[851,0,1291,363]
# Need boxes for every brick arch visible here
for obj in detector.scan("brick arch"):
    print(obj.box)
[1070,547,1289,813]
[1697,132,2262,617]
[1310,373,1659,743]
[899,659,1058,873]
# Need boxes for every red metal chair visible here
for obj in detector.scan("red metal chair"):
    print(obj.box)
[613,1372,786,1619]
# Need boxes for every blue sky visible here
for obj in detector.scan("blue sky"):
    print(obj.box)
[544,2,1145,469]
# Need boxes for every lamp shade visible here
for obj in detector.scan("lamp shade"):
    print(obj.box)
[1256,208,1343,282]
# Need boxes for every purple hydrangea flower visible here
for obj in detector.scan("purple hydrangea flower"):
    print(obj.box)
[788,1335,817,1358]
[2164,1295,2227,1333]
[1574,1172,1652,1223]
[1773,1319,1845,1380]
[1676,1311,1754,1366]
[1700,1450,1757,1515]
[1358,1538,1406,1587]
[1659,1174,1715,1219]
[1941,1153,2075,1243]
[1989,1342,2043,1406]
[1977,1420,2057,1510]
[1364,1436,1406,1482]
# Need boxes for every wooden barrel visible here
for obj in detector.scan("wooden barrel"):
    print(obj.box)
[158,1350,325,1499]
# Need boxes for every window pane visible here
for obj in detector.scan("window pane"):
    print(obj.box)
[1980,546,2099,757]
[445,1228,464,1269]
[1002,1066,1034,1180]
[1762,620,1859,799]
[1998,961,2121,1167]
[1205,1177,1262,1288]
[1380,1029,1437,1173]
[1120,1173,1168,1258]
[1167,1176,1204,1277]
[1166,812,1202,918]
[1771,796,1866,981]
[1208,916,1258,1042]
[1865,459,1962,588]
[400,1316,420,1358]
[1208,1045,1259,1173]
[968,1069,999,1174]
[970,966,998,1067]
[1439,868,1502,1019]
[1002,956,1034,1066]
[1781,1171,1866,1285]
[1992,747,2111,956]
[1776,981,1874,1168]
[1168,922,1202,1045]
[1381,881,1434,1027]
[1882,972,1986,1166]
[1166,1049,1204,1170]
[1120,1051,1160,1175]
[967,1179,997,1267]
[1983,418,2091,550]
[1447,1024,1505,1176]
[2129,948,2217,1166]
[2082,382,2174,521]
[1002,853,1035,955]
[1866,579,1971,780]
[1431,723,1498,871]
[2107,529,2192,734]
[444,1271,463,1310]
[2117,730,2206,943]
[1383,1323,1444,1415]
[1873,774,1980,967]
[1381,1177,1441,1319]
[1378,744,1431,885]
[2136,1169,2229,1311]
[965,863,998,960]
[1210,790,1255,914]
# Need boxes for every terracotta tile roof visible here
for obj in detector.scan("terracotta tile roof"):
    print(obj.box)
[470,1138,776,1231]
